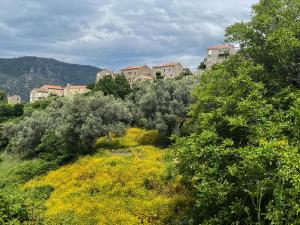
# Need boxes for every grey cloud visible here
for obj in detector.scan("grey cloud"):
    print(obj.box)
[0,0,258,70]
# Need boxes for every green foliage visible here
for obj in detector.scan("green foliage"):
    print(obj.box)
[155,71,163,80]
[94,128,160,150]
[171,0,300,223]
[174,136,300,224]
[127,76,200,138]
[94,75,131,99]
[225,0,300,88]
[5,92,132,157]
[87,82,95,90]
[198,61,206,70]
[189,59,274,146]
[0,102,24,123]
[0,189,29,224]
[178,68,193,79]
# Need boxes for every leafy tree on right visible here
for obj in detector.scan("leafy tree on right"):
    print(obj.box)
[171,0,300,224]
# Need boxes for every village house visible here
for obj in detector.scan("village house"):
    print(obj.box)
[121,65,152,78]
[64,84,89,97]
[96,69,118,82]
[204,45,236,69]
[121,65,153,87]
[30,84,89,102]
[152,62,183,79]
[7,95,21,105]
[30,85,64,102]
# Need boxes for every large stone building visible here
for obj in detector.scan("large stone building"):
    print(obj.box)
[121,65,153,87]
[64,84,89,97]
[204,45,236,69]
[7,95,21,104]
[96,69,118,82]
[121,65,152,77]
[152,62,183,79]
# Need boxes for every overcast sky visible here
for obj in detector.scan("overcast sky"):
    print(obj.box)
[0,0,258,70]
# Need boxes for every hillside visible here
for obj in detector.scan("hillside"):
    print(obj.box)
[0,56,101,100]
[0,128,190,225]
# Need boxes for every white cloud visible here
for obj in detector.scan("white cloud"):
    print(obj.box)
[0,0,259,69]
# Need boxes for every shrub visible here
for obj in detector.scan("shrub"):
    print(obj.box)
[94,128,160,150]
[24,146,191,225]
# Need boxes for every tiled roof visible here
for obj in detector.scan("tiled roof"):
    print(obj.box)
[121,65,145,70]
[207,45,235,50]
[153,63,180,68]
[42,85,64,90]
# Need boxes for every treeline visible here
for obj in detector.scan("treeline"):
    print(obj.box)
[1,75,199,160]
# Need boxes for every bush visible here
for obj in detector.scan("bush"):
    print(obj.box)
[94,128,160,150]
[5,92,132,158]
[0,189,30,224]
[127,76,200,138]
[24,146,191,225]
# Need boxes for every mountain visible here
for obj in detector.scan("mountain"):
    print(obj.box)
[0,56,101,101]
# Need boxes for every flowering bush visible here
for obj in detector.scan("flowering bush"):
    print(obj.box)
[24,144,190,225]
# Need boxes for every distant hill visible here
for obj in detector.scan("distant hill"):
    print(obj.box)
[0,56,101,101]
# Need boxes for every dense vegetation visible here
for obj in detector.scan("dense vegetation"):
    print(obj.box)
[172,0,300,224]
[0,0,299,224]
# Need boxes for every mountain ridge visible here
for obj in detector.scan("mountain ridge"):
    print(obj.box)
[0,56,101,101]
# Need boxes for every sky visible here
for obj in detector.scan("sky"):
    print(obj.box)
[0,0,258,70]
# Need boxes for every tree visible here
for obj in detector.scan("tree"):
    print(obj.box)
[94,75,131,99]
[127,76,200,138]
[177,68,193,79]
[225,0,300,88]
[172,58,300,224]
[6,92,132,157]
[94,75,115,95]
[87,82,95,90]
[155,71,163,80]
[113,75,131,99]
[198,61,206,70]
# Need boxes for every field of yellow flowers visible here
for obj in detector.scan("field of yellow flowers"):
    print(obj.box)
[24,128,191,225]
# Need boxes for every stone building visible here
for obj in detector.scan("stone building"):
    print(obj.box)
[7,95,21,104]
[204,45,236,69]
[121,65,153,87]
[96,69,117,82]
[121,65,152,78]
[152,62,183,79]
[64,84,89,97]
[30,85,64,102]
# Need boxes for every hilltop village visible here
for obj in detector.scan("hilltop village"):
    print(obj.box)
[7,44,236,104]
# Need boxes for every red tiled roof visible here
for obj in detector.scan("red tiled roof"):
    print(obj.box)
[153,62,180,68]
[207,45,235,50]
[42,85,64,90]
[121,65,145,70]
